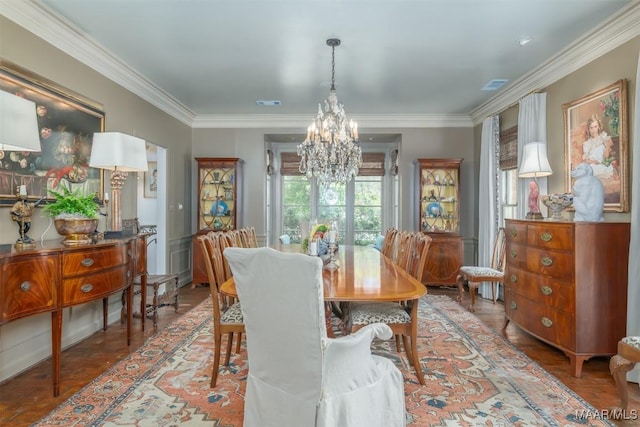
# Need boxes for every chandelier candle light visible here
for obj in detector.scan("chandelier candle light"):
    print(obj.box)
[298,38,361,183]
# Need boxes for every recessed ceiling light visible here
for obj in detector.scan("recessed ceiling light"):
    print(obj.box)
[256,100,281,106]
[481,79,509,91]
[518,37,532,46]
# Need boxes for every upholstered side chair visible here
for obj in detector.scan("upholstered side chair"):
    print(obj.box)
[609,336,640,417]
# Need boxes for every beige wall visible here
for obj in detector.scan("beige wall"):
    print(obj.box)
[0,17,193,246]
[472,35,640,227]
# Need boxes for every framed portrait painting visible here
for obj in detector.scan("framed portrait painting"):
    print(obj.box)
[0,61,105,205]
[144,162,157,198]
[562,79,628,212]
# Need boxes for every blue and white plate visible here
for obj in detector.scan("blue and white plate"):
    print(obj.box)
[211,200,228,216]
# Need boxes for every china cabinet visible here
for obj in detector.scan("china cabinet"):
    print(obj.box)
[504,219,629,377]
[415,158,463,285]
[192,157,243,286]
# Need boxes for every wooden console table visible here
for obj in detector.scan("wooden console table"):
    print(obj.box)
[0,234,147,396]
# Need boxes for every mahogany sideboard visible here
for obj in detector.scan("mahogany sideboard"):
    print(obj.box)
[504,219,630,377]
[0,234,147,396]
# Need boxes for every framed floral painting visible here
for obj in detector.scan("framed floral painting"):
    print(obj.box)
[0,61,105,205]
[562,79,628,212]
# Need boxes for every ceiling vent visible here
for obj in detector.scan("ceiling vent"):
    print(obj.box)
[256,100,281,106]
[481,79,508,91]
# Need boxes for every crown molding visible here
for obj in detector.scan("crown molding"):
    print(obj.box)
[4,1,638,130]
[470,2,640,125]
[2,0,196,126]
[191,113,474,129]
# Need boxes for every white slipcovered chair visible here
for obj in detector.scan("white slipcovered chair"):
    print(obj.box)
[224,247,406,427]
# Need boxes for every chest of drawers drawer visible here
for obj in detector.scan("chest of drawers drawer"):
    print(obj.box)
[526,224,573,250]
[505,266,575,311]
[62,246,129,277]
[525,247,574,281]
[62,266,130,306]
[0,255,58,323]
[504,288,575,349]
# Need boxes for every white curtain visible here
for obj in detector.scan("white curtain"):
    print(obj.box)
[626,50,640,384]
[478,116,500,299]
[517,94,548,219]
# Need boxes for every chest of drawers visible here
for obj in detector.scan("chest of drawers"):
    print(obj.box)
[504,219,630,377]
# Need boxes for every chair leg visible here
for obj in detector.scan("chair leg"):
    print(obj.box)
[401,335,412,364]
[211,332,222,387]
[468,281,479,312]
[235,331,242,354]
[609,354,635,412]
[491,281,497,304]
[456,274,465,304]
[224,332,233,365]
[409,334,424,385]
[395,334,402,353]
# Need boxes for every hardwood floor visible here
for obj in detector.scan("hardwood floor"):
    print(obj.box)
[1,284,638,426]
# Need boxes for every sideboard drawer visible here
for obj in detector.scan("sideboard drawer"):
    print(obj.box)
[62,246,128,276]
[505,222,527,245]
[505,267,574,311]
[62,267,129,306]
[0,255,58,323]
[505,243,527,270]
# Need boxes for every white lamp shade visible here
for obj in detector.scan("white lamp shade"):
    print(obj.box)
[89,132,147,171]
[518,141,552,178]
[0,90,41,151]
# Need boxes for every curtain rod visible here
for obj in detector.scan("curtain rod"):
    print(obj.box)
[489,89,544,119]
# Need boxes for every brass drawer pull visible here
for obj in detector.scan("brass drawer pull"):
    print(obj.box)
[541,317,553,328]
[510,274,517,283]
[540,232,552,242]
[541,256,553,267]
[127,271,131,278]
[510,228,517,238]
[510,301,517,310]
[510,249,517,259]
[81,258,94,267]
[541,286,552,295]
[80,284,94,293]
[20,281,31,292]
[128,249,132,257]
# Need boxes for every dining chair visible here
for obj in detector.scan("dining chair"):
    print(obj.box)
[406,233,432,280]
[610,336,640,416]
[198,232,245,387]
[224,247,406,427]
[381,227,398,257]
[456,227,506,312]
[279,234,291,244]
[392,231,415,272]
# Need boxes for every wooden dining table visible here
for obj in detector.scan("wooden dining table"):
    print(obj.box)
[219,244,427,336]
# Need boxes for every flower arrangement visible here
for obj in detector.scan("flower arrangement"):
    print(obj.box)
[600,92,619,136]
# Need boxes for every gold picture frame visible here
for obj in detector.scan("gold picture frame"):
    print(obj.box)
[562,79,628,212]
[0,61,105,205]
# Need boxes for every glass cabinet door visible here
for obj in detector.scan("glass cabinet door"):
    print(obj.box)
[416,159,462,234]
[196,158,242,232]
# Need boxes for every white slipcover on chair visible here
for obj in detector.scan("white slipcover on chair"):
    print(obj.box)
[224,247,406,427]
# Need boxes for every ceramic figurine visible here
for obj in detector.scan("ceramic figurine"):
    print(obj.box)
[571,163,604,222]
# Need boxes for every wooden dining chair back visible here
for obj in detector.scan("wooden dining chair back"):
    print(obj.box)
[381,227,397,257]
[456,227,506,312]
[239,227,259,248]
[407,233,432,280]
[198,232,245,387]
[392,231,415,272]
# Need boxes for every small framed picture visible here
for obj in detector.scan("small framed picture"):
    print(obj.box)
[562,79,628,212]
[144,162,157,198]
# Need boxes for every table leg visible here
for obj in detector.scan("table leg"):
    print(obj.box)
[339,302,352,336]
[126,284,132,346]
[51,310,62,397]
[140,273,147,331]
[324,303,335,338]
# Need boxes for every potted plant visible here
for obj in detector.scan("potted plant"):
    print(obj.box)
[42,187,100,245]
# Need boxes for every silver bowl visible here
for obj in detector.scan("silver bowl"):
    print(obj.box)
[541,193,573,220]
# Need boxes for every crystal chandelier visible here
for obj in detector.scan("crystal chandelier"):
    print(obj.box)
[298,38,361,183]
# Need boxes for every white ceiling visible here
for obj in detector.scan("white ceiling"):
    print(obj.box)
[4,0,639,127]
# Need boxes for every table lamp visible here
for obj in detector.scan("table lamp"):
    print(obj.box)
[89,132,147,237]
[518,141,552,219]
[1,90,42,249]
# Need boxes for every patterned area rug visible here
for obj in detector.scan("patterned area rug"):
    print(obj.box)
[32,295,614,426]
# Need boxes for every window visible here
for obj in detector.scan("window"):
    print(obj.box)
[272,146,395,246]
[499,125,518,224]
